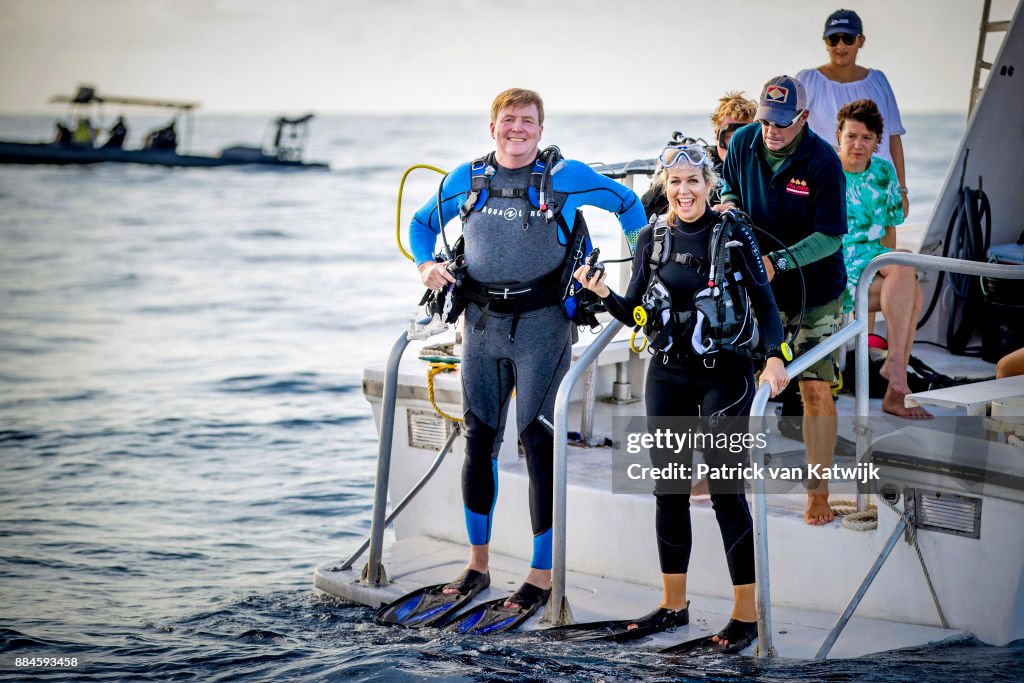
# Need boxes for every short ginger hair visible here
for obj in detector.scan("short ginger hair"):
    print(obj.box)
[490,88,545,124]
[710,91,757,132]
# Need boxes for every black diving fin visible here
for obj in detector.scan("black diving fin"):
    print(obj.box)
[659,619,757,655]
[374,569,490,628]
[445,582,550,635]
[542,604,689,643]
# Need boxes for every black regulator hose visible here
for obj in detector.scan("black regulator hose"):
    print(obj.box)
[916,179,990,356]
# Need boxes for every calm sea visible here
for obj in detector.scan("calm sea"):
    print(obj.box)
[1,113,1021,681]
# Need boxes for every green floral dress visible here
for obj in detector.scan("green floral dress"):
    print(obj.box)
[842,157,904,313]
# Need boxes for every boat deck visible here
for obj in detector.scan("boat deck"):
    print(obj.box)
[316,328,1008,656]
[315,537,968,658]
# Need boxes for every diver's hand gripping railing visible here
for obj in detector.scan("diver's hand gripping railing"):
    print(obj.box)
[547,319,624,625]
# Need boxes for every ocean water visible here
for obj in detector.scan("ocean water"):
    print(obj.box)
[1,113,1021,682]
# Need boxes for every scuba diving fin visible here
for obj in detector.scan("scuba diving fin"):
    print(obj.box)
[659,619,757,655]
[445,582,551,635]
[542,604,689,643]
[374,568,490,628]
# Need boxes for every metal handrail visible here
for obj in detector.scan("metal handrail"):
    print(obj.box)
[747,316,867,657]
[336,425,459,572]
[359,327,415,585]
[749,253,1024,658]
[807,253,1024,660]
[546,319,624,624]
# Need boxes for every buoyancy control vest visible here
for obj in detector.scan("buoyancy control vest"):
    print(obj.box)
[633,210,764,363]
[424,146,604,340]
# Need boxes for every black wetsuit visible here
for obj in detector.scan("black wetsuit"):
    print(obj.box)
[601,207,783,581]
[409,159,646,570]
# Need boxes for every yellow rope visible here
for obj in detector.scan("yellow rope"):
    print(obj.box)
[396,164,447,262]
[426,362,464,424]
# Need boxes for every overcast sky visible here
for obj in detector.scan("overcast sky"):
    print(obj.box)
[0,0,1019,115]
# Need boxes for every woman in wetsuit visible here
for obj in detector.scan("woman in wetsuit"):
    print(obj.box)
[574,145,788,653]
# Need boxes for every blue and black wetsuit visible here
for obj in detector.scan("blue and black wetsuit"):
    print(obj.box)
[601,206,783,581]
[410,156,646,570]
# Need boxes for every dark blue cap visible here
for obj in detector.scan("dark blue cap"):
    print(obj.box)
[824,9,863,37]
[756,75,807,126]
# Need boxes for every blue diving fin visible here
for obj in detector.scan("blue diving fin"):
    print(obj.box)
[445,582,550,636]
[374,569,490,628]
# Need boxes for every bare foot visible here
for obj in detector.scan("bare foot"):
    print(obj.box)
[878,360,911,395]
[503,567,551,610]
[805,493,835,525]
[882,387,933,419]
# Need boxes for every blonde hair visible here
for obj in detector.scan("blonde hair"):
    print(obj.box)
[490,88,545,124]
[660,160,720,227]
[710,91,757,133]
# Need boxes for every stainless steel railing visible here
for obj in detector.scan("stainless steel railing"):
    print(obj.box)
[546,320,625,624]
[809,252,1024,660]
[550,252,1024,654]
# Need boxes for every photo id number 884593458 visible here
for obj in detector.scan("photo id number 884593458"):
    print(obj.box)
[13,657,80,667]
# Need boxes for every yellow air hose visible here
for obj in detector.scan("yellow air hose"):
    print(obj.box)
[396,164,447,261]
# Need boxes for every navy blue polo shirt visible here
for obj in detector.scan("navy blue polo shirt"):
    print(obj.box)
[720,123,847,311]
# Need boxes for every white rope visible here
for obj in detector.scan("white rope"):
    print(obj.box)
[830,499,878,531]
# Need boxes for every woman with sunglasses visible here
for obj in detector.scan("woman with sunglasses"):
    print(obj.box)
[797,9,908,217]
[572,145,788,653]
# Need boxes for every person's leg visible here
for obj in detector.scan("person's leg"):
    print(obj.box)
[456,409,499,578]
[502,307,573,608]
[646,359,699,611]
[997,347,1024,378]
[801,378,837,525]
[443,392,512,594]
[872,262,932,418]
[514,418,555,602]
[701,361,757,643]
[444,305,516,594]
[785,299,843,525]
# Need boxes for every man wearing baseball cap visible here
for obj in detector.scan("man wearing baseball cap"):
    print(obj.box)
[716,74,847,526]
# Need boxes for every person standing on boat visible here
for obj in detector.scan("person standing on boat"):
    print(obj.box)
[835,99,931,419]
[408,88,647,621]
[797,9,909,217]
[711,91,758,165]
[716,75,848,526]
[53,121,72,146]
[72,117,95,147]
[574,145,789,652]
[103,116,128,150]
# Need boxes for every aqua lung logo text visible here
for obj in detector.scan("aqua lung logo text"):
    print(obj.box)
[481,207,543,221]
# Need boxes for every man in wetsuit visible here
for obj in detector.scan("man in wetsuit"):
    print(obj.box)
[410,88,647,614]
[715,75,848,526]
